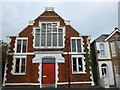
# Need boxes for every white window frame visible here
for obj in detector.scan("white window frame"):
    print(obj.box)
[12,56,27,75]
[117,41,120,48]
[99,43,106,56]
[114,64,119,75]
[71,37,84,54]
[33,21,65,49]
[110,42,116,57]
[72,55,86,74]
[15,37,28,54]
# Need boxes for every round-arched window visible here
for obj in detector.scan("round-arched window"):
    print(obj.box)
[101,63,107,76]
[100,43,105,56]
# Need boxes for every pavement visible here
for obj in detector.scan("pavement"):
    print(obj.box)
[1,87,119,90]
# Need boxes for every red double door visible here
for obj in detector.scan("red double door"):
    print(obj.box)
[42,63,55,84]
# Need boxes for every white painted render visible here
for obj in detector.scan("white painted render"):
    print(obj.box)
[96,42,111,59]
[98,61,114,85]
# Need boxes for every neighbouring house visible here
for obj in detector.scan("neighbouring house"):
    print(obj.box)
[0,40,7,85]
[91,27,120,88]
[3,7,94,88]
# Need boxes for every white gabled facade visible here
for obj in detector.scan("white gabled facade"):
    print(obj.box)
[96,42,111,59]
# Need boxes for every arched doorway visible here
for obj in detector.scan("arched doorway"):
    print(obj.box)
[101,63,108,77]
[42,57,55,86]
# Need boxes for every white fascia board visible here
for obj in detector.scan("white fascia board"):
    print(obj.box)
[105,29,120,41]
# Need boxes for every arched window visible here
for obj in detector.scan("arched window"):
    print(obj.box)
[101,63,107,76]
[100,43,105,56]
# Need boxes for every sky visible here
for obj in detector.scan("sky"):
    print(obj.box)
[0,0,119,42]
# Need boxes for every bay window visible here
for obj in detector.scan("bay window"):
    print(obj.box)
[34,22,64,48]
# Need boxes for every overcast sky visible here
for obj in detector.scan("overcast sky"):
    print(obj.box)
[0,1,118,42]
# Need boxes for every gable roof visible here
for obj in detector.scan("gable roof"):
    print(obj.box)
[17,7,81,36]
[33,7,81,35]
[94,34,109,42]
[105,27,120,41]
[93,27,120,43]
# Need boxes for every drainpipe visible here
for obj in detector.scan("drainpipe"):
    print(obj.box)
[68,51,70,88]
[66,39,70,88]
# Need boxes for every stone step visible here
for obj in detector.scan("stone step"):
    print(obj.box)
[42,84,55,88]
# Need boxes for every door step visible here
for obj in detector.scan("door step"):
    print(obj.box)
[42,84,55,88]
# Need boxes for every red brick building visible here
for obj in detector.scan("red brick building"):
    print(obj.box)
[3,7,94,88]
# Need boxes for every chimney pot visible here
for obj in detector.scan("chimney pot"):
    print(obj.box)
[65,20,70,25]
[29,21,34,25]
[45,7,54,11]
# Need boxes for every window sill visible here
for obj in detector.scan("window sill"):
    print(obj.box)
[112,55,116,57]
[72,72,86,74]
[12,73,26,75]
[34,47,64,49]
[70,52,85,54]
[99,55,107,57]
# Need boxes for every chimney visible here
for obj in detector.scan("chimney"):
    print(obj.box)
[45,7,54,11]
[65,20,70,25]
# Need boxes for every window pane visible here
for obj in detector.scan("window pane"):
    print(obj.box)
[35,34,40,47]
[110,42,116,56]
[104,68,107,74]
[100,43,105,55]
[47,23,51,32]
[47,33,51,46]
[41,23,46,32]
[77,39,81,52]
[41,33,46,46]
[72,39,76,52]
[100,44,104,50]
[78,58,83,71]
[58,33,63,46]
[15,58,20,73]
[36,29,40,33]
[17,40,21,53]
[73,57,77,72]
[118,41,120,48]
[21,58,25,73]
[114,64,119,74]
[53,33,57,46]
[52,23,57,28]
[53,28,57,32]
[102,68,104,75]
[58,29,63,32]
[101,50,105,55]
[22,40,27,53]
